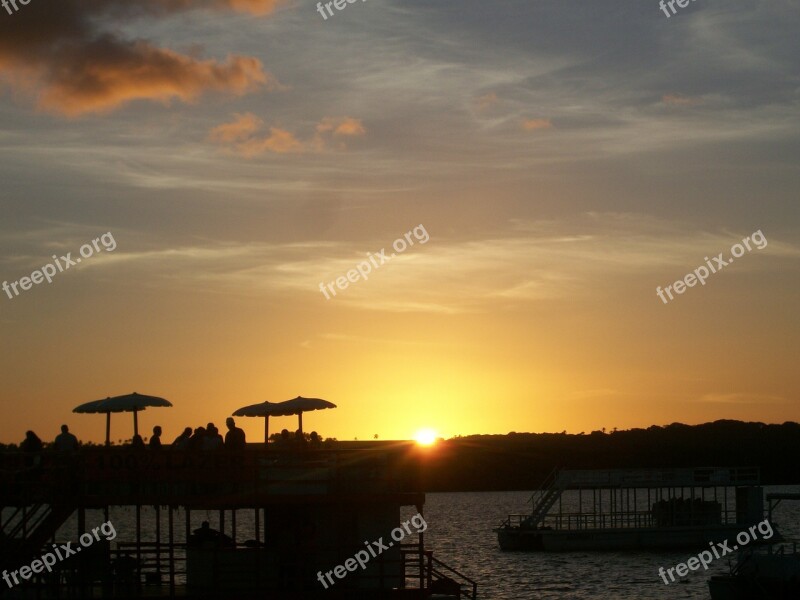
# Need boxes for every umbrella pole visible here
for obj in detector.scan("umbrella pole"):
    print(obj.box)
[134,409,139,437]
[298,413,303,435]
[264,416,269,446]
[106,412,111,446]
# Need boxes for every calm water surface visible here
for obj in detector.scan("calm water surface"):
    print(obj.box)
[419,487,800,599]
[46,486,800,599]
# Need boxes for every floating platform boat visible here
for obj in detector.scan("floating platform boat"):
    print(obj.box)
[495,467,773,552]
[0,443,477,598]
[708,492,800,599]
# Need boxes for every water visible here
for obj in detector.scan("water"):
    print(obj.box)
[419,487,800,599]
[43,485,800,599]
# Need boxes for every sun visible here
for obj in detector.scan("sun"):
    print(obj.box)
[414,428,438,446]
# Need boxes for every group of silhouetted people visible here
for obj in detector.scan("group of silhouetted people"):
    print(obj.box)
[273,429,322,450]
[18,418,247,451]
[17,420,331,453]
[20,425,78,452]
[169,417,247,451]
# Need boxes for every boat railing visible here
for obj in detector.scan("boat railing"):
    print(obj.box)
[773,542,799,555]
[497,514,533,529]
[542,510,656,530]
[538,507,745,530]
[401,546,477,599]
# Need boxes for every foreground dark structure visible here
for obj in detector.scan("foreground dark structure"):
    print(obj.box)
[0,444,476,599]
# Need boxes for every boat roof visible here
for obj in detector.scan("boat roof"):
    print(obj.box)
[555,467,760,489]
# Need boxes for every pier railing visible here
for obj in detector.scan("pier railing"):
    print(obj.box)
[0,446,424,507]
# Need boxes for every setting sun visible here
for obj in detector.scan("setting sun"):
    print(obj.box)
[414,429,438,446]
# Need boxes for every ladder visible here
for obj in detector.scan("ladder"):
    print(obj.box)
[523,468,568,527]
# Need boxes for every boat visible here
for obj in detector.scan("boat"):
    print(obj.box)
[0,442,477,598]
[708,492,800,599]
[495,466,774,551]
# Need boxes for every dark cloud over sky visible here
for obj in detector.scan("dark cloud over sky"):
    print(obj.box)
[0,0,283,116]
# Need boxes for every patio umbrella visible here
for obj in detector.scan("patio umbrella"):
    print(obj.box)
[269,396,337,436]
[232,401,279,443]
[73,392,173,445]
[232,396,336,442]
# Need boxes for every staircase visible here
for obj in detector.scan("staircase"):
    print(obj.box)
[522,468,568,528]
[426,553,477,599]
[403,548,478,599]
[1,495,76,570]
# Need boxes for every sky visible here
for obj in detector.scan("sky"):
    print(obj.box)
[0,0,798,445]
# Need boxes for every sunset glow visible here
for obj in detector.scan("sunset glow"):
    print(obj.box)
[414,429,438,447]
[0,1,798,447]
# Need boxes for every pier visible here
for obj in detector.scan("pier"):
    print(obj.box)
[0,444,476,599]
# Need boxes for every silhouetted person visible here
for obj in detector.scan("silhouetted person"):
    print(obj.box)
[203,423,223,451]
[189,521,233,547]
[278,429,291,449]
[54,425,79,451]
[294,429,307,450]
[131,434,145,450]
[20,431,43,470]
[224,417,246,451]
[149,426,162,449]
[20,431,43,453]
[309,431,321,450]
[189,427,206,450]
[172,427,192,449]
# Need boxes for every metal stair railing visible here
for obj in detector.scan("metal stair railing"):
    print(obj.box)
[3,504,47,540]
[523,468,568,527]
[422,550,478,599]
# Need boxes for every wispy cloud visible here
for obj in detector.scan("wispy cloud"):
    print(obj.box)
[475,92,499,112]
[210,114,366,157]
[40,214,796,315]
[662,94,703,107]
[522,118,553,131]
[698,393,789,405]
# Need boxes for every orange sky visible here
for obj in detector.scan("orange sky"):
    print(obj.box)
[1,0,798,445]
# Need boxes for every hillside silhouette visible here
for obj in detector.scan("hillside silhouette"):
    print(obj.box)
[419,420,800,491]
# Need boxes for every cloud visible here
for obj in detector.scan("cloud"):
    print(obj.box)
[209,113,265,144]
[79,213,798,315]
[0,1,279,117]
[220,0,284,15]
[522,118,553,131]
[475,92,499,112]
[697,393,788,405]
[238,127,306,156]
[316,117,367,137]
[211,114,366,157]
[662,94,703,107]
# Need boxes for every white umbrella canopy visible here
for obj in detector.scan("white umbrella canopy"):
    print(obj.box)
[271,396,336,436]
[232,396,336,442]
[73,392,172,445]
[232,401,278,443]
